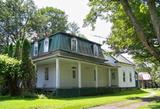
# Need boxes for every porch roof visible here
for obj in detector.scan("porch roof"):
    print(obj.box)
[33,50,117,67]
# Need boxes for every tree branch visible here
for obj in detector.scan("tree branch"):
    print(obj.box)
[120,0,160,60]
[147,0,160,43]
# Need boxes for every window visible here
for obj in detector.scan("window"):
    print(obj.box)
[94,69,96,81]
[123,72,126,82]
[44,38,49,52]
[129,73,132,82]
[72,67,76,79]
[34,42,38,56]
[49,38,52,50]
[93,44,99,56]
[44,67,49,80]
[71,38,78,52]
[111,72,116,80]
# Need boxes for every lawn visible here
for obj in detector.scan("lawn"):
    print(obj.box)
[0,89,149,109]
[138,89,160,109]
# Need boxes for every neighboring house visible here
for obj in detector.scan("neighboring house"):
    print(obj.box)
[138,72,152,88]
[104,54,136,88]
[31,32,136,96]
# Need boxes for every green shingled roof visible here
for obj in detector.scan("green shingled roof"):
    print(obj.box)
[31,32,104,59]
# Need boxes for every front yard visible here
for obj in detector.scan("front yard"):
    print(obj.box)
[138,89,160,109]
[0,89,150,109]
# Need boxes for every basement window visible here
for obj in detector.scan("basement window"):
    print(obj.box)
[71,38,78,52]
[45,67,49,80]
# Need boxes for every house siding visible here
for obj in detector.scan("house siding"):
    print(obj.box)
[118,64,136,88]
[36,64,56,88]
[60,61,78,88]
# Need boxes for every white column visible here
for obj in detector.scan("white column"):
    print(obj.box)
[56,58,60,88]
[95,65,98,88]
[108,68,111,87]
[78,62,82,88]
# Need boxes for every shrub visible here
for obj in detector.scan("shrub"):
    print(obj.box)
[0,54,21,96]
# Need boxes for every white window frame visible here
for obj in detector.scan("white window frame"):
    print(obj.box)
[93,44,99,56]
[34,41,38,56]
[71,38,78,52]
[72,67,76,79]
[44,37,49,52]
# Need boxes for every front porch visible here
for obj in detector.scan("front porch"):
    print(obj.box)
[35,57,119,96]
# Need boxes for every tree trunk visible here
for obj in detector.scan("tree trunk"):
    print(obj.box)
[120,0,160,60]
[147,0,160,44]
[9,76,20,96]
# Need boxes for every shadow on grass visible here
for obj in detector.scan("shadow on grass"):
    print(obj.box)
[0,95,38,101]
[146,102,160,109]
[127,91,160,109]
[0,89,147,101]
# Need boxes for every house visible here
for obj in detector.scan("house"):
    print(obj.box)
[104,54,136,88]
[31,32,136,96]
[138,72,152,88]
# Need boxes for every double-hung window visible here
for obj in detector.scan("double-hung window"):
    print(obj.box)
[44,67,49,80]
[34,42,38,56]
[71,38,78,52]
[129,73,132,82]
[93,44,99,56]
[44,38,49,52]
[123,72,126,82]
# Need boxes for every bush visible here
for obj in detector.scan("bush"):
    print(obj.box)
[0,54,21,96]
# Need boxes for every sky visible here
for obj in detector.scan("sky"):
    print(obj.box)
[33,0,112,49]
[33,0,133,61]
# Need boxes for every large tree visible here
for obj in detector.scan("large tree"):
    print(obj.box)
[85,0,160,63]
[0,0,69,49]
[0,0,36,45]
[21,39,35,90]
[29,7,68,38]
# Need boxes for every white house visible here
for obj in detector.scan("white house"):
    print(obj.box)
[104,54,136,88]
[31,32,136,96]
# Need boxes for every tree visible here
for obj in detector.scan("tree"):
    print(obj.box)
[29,7,68,38]
[13,40,21,60]
[0,0,36,45]
[85,0,160,63]
[8,44,13,57]
[0,1,69,49]
[67,22,80,35]
[21,39,35,90]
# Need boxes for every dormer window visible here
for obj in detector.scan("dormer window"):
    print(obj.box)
[34,41,38,56]
[44,37,49,52]
[71,38,78,52]
[93,44,99,56]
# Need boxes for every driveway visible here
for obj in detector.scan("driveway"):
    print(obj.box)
[89,91,159,109]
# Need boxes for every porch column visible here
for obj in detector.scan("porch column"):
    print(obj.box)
[108,68,111,87]
[78,62,82,88]
[95,65,98,88]
[56,58,60,88]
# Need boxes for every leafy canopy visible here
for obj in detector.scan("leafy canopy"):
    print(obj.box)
[85,0,160,63]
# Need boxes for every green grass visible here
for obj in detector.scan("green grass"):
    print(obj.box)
[0,89,149,109]
[138,89,160,109]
